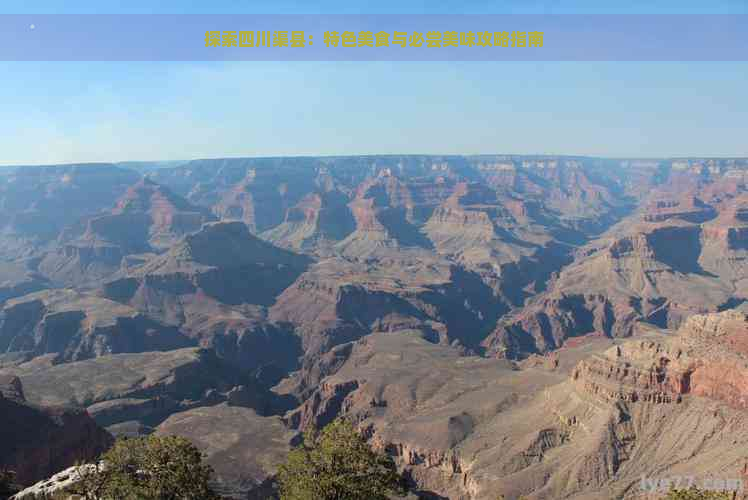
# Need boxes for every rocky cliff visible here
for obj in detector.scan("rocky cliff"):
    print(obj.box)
[0,289,192,362]
[283,311,748,500]
[484,181,748,359]
[0,375,112,487]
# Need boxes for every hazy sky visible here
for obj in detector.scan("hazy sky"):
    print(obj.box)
[1,0,746,165]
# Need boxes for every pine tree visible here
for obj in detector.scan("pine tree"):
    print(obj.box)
[277,419,404,500]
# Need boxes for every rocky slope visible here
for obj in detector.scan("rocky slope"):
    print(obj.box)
[281,311,748,500]
[36,178,217,287]
[268,253,507,368]
[0,165,140,259]
[0,289,192,362]
[333,170,451,257]
[106,221,310,308]
[111,177,217,250]
[261,190,356,253]
[0,347,278,437]
[0,375,112,487]
[484,176,748,359]
[573,309,748,410]
[0,262,48,306]
[99,221,310,378]
[156,404,294,498]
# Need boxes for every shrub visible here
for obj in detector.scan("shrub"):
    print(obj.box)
[277,419,404,500]
[75,435,219,500]
[665,487,733,499]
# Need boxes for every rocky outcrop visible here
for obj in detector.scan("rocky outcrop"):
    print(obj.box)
[484,294,624,357]
[283,314,748,500]
[112,178,216,249]
[333,172,455,257]
[702,196,748,252]
[0,263,48,306]
[572,310,748,409]
[571,342,690,405]
[261,191,356,251]
[269,256,506,362]
[0,375,112,487]
[10,463,102,499]
[0,347,274,436]
[207,162,319,233]
[0,289,193,362]
[117,221,310,304]
[284,379,360,430]
[642,196,716,223]
[276,341,355,402]
[484,211,746,359]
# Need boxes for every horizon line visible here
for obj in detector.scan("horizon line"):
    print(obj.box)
[3,152,748,169]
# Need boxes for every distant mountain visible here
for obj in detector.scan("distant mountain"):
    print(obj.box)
[0,164,140,258]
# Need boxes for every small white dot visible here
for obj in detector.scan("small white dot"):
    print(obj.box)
[30,24,35,30]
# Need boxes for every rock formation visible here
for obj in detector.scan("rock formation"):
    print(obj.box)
[0,375,112,487]
[36,178,216,287]
[484,177,748,359]
[281,311,748,499]
[2,155,748,499]
[0,289,192,362]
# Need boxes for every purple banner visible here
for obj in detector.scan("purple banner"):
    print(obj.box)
[0,14,746,61]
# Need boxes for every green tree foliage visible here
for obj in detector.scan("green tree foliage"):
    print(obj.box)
[78,435,219,500]
[277,419,404,500]
[665,487,734,499]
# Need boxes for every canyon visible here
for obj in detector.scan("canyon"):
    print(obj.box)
[1,155,747,499]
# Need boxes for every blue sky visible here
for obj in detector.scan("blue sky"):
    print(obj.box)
[0,0,746,165]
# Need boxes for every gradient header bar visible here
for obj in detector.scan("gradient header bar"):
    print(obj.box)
[0,14,746,61]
